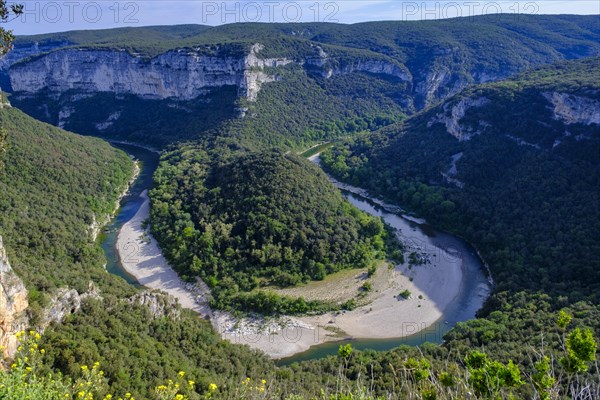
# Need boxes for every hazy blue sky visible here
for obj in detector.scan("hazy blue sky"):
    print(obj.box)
[6,1,600,35]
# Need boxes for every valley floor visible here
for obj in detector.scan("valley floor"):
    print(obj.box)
[116,190,465,359]
[215,256,462,358]
[116,190,213,317]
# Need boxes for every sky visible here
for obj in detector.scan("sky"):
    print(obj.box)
[4,1,600,35]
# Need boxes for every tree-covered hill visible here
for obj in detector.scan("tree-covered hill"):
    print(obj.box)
[0,100,278,398]
[150,148,397,314]
[0,106,134,299]
[320,57,600,353]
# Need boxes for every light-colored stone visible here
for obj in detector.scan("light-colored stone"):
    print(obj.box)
[9,42,414,104]
[40,288,81,327]
[0,236,28,359]
[428,96,491,141]
[128,290,181,320]
[543,91,600,126]
[9,44,292,103]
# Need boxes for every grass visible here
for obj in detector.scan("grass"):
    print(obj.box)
[299,142,335,158]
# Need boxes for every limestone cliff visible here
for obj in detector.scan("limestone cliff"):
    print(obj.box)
[543,92,600,126]
[7,42,412,104]
[428,96,491,141]
[304,45,410,81]
[0,236,28,359]
[9,43,294,102]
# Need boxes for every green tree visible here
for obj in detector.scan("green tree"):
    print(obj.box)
[0,1,22,165]
[338,344,353,360]
[0,1,23,56]
[532,356,556,400]
[464,351,524,398]
[560,328,597,373]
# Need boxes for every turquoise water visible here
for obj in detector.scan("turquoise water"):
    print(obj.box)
[277,190,491,365]
[100,143,160,285]
[101,143,490,365]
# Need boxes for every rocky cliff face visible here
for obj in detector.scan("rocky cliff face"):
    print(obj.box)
[39,282,101,331]
[0,236,29,359]
[0,40,70,92]
[128,290,181,320]
[543,92,600,126]
[8,42,412,104]
[8,43,295,102]
[428,96,491,141]
[305,45,410,81]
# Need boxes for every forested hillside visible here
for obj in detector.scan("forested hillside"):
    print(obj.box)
[0,106,133,300]
[0,15,599,400]
[0,106,277,397]
[150,148,398,314]
[321,57,600,354]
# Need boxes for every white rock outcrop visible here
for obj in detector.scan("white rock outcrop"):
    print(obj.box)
[9,42,413,103]
[9,44,294,102]
[543,92,600,126]
[305,47,410,81]
[428,96,491,141]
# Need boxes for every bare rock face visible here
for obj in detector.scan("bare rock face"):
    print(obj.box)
[428,96,490,141]
[9,43,293,103]
[304,45,410,81]
[543,92,600,126]
[8,42,412,104]
[40,282,101,330]
[40,288,81,327]
[0,236,29,359]
[0,91,10,109]
[128,290,181,320]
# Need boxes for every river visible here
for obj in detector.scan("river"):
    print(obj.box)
[278,189,491,364]
[100,143,160,285]
[102,144,491,364]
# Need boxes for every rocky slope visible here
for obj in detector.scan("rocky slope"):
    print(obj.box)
[0,236,28,359]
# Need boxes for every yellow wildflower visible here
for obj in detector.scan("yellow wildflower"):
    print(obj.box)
[209,383,218,392]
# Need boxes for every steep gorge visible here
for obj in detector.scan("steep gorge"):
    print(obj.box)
[3,16,598,148]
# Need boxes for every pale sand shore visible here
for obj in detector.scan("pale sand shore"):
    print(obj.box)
[215,253,462,359]
[116,190,213,318]
[117,190,463,360]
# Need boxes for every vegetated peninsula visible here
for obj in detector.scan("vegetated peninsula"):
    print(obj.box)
[151,148,400,315]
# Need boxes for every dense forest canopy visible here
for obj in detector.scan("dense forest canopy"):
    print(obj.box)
[320,56,600,355]
[0,107,134,301]
[150,148,399,314]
